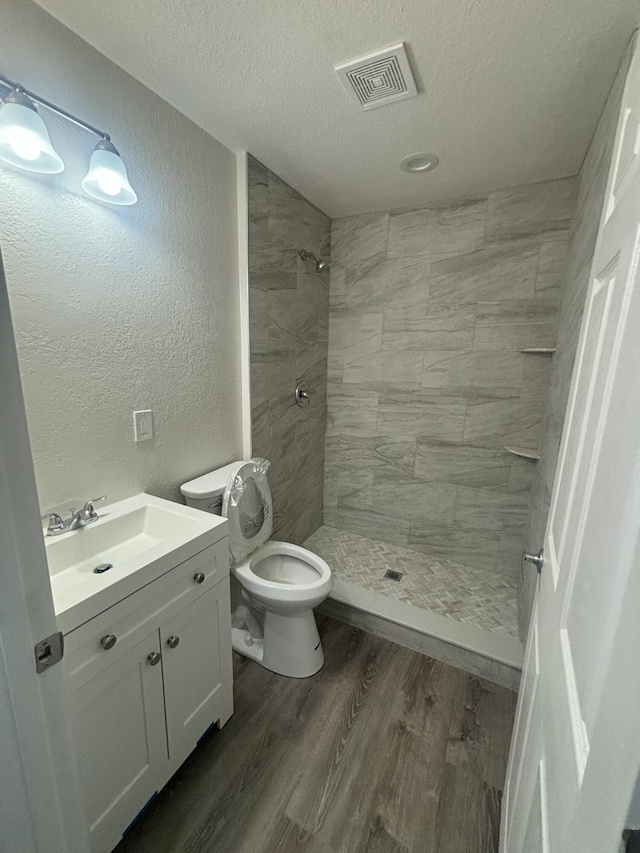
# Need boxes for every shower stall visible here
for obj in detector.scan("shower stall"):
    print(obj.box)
[246,151,597,685]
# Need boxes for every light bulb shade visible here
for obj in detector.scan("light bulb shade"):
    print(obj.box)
[0,100,64,174]
[81,143,137,205]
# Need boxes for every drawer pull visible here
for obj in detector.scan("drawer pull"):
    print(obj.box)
[100,634,117,651]
[147,651,162,666]
[167,635,180,649]
[193,572,205,584]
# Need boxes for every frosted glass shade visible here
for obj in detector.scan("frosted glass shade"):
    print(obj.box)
[0,101,64,174]
[81,145,137,206]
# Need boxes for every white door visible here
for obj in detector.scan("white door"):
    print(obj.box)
[68,629,168,853]
[0,249,89,853]
[502,42,640,852]
[161,579,233,763]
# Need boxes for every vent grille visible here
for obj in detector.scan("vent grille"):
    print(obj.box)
[336,43,418,110]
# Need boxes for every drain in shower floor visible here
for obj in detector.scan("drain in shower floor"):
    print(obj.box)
[384,569,403,582]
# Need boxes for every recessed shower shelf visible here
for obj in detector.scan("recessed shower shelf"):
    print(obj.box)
[517,347,557,354]
[503,446,541,462]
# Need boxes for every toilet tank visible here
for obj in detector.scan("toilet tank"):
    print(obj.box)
[180,461,241,516]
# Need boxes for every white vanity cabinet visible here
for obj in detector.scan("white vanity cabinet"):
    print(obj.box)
[63,537,233,853]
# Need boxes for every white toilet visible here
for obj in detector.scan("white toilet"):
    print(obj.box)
[180,458,333,678]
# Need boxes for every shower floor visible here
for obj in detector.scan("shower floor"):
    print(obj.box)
[304,525,519,640]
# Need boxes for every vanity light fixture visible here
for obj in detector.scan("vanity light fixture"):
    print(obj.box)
[0,73,137,205]
[81,140,137,205]
[0,90,64,173]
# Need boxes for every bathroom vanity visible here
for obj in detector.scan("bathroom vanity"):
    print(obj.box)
[45,494,233,853]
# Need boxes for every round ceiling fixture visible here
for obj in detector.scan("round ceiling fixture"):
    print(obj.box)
[400,152,439,174]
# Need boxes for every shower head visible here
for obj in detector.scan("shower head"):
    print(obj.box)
[299,249,330,274]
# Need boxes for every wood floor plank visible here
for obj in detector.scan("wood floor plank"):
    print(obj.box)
[446,673,517,790]
[285,634,410,847]
[356,654,464,853]
[114,617,516,853]
[262,815,334,853]
[264,619,376,751]
[434,762,501,853]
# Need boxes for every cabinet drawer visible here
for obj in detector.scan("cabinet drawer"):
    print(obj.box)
[65,538,228,693]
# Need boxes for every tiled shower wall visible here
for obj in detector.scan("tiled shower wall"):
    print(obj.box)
[248,155,331,543]
[520,38,635,634]
[325,178,577,577]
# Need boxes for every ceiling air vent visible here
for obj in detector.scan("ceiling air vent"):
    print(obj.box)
[336,43,418,110]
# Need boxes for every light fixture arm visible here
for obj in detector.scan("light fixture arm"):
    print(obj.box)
[0,73,110,141]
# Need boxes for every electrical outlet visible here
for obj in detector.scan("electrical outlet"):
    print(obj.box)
[133,410,154,442]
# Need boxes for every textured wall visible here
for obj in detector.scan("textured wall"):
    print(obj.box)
[0,0,241,513]
[325,178,577,576]
[248,156,330,543]
[520,38,636,636]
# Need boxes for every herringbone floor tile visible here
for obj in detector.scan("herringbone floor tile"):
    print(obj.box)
[305,525,518,638]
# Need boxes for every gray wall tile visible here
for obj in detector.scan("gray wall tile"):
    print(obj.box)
[421,350,525,392]
[331,212,389,265]
[430,241,540,303]
[377,392,467,442]
[388,198,486,258]
[248,156,330,544]
[485,178,578,244]
[473,301,558,350]
[414,441,511,489]
[463,397,542,448]
[325,175,577,579]
[456,486,529,536]
[335,502,410,546]
[343,350,424,389]
[408,522,501,573]
[382,304,477,351]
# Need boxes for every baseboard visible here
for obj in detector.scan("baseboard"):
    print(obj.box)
[321,578,523,691]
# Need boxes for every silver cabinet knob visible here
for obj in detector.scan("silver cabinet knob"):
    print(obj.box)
[147,651,162,666]
[193,572,205,584]
[524,548,544,573]
[167,635,180,649]
[100,634,117,650]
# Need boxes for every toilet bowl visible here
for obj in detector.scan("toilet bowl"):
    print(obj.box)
[180,458,333,678]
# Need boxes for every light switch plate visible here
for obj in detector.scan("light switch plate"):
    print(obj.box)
[133,409,154,442]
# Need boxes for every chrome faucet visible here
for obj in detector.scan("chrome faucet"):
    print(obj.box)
[42,496,106,536]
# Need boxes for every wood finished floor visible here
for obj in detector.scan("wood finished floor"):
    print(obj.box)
[115,616,517,853]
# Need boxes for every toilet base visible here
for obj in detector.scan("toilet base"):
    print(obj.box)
[231,608,324,678]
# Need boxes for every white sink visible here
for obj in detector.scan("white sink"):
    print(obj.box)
[47,493,227,633]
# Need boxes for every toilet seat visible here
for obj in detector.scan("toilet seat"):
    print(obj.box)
[222,459,273,565]
[234,540,332,606]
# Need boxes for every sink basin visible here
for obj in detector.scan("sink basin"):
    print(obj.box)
[47,493,227,633]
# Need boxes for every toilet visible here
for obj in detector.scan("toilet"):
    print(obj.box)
[180,458,333,678]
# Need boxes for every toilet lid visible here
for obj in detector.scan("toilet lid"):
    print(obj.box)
[222,458,273,565]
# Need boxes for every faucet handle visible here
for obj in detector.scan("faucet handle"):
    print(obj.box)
[41,512,64,533]
[83,495,106,517]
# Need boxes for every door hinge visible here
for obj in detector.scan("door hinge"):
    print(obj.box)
[34,631,64,673]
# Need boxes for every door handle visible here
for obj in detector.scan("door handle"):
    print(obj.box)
[523,548,544,573]
[167,635,180,649]
[147,651,162,666]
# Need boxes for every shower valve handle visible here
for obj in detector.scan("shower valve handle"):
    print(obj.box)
[295,382,311,407]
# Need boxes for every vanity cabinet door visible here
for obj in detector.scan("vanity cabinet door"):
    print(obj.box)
[160,577,233,764]
[68,628,167,853]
